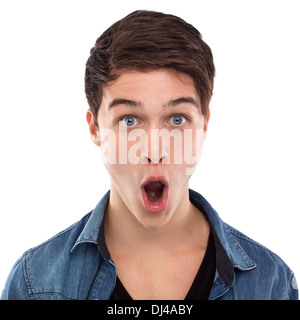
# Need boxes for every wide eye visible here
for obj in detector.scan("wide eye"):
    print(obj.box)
[120,116,140,127]
[168,114,187,126]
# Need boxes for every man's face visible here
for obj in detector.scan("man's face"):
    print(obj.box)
[87,69,209,229]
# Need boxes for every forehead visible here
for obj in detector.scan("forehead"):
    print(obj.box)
[102,69,199,104]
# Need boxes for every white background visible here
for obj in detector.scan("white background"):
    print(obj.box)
[0,0,299,293]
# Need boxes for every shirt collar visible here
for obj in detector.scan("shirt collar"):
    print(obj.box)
[189,189,256,286]
[70,190,110,253]
[71,189,256,287]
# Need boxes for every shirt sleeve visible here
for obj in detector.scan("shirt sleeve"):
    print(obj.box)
[1,255,31,300]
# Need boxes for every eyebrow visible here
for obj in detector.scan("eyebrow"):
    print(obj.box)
[108,99,144,109]
[165,97,199,109]
[107,96,199,110]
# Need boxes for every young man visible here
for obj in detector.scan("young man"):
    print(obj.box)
[2,10,298,300]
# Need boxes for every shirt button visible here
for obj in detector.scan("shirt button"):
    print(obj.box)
[291,276,298,290]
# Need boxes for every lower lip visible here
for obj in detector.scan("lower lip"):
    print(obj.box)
[141,183,169,213]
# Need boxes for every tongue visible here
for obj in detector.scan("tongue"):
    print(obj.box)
[147,191,162,202]
[144,181,164,202]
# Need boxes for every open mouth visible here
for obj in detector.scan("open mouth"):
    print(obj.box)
[144,181,164,202]
[141,177,169,213]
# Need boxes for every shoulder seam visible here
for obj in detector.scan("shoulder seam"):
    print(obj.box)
[226,223,293,273]
[225,223,275,254]
[19,211,93,298]
[25,212,92,255]
[21,253,34,299]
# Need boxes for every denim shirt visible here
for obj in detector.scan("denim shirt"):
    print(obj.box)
[1,190,298,300]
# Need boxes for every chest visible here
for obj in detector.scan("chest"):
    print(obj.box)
[112,249,206,300]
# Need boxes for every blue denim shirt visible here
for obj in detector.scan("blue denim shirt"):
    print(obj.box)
[1,190,298,300]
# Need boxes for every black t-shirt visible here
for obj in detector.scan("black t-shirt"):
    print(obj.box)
[110,232,216,300]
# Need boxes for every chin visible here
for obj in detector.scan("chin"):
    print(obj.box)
[136,207,173,230]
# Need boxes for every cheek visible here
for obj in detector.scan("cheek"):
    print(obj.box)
[105,162,140,195]
[168,129,204,162]
[102,130,143,180]
[181,128,205,176]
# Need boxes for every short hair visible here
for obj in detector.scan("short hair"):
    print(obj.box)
[85,10,215,126]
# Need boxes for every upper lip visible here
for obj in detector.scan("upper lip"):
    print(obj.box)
[141,176,169,189]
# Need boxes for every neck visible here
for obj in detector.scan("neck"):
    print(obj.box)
[104,187,210,255]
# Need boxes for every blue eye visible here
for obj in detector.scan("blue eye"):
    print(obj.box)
[168,115,187,126]
[120,116,140,127]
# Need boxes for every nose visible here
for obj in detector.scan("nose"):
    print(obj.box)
[140,128,169,164]
[141,150,169,164]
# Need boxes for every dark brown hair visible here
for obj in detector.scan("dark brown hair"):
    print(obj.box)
[85,10,215,126]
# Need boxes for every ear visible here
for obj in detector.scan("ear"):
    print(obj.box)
[86,109,100,146]
[203,108,210,140]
